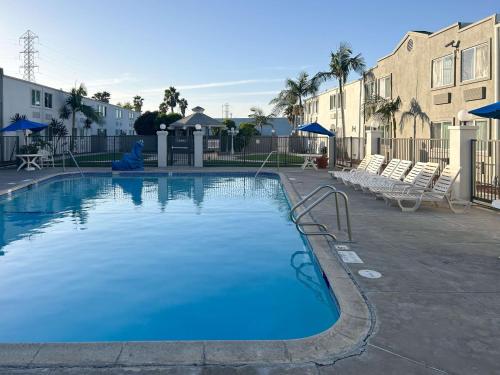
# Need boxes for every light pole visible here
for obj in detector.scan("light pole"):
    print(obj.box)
[229,127,238,155]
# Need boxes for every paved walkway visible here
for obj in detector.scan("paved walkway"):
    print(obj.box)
[0,167,499,374]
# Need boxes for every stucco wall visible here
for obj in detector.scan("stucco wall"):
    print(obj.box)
[369,15,498,139]
[304,79,362,138]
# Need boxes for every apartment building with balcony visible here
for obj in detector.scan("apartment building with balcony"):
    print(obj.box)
[364,14,499,141]
[0,68,139,138]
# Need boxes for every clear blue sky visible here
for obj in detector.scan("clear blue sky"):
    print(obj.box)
[0,0,498,116]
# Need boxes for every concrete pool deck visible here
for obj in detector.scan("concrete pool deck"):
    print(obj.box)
[0,167,499,374]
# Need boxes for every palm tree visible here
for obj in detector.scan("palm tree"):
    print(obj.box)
[249,107,274,133]
[178,98,188,117]
[133,96,144,112]
[59,84,102,149]
[375,96,402,138]
[163,87,180,113]
[269,71,319,129]
[283,105,295,125]
[10,113,27,123]
[313,42,365,137]
[83,118,93,136]
[92,91,111,103]
[399,98,430,140]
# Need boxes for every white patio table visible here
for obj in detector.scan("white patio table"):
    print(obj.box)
[16,154,43,171]
[299,154,321,170]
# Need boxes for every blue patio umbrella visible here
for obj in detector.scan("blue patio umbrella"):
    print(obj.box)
[297,122,335,137]
[469,101,500,120]
[1,119,48,132]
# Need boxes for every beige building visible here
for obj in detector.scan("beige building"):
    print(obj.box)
[365,14,499,142]
[307,14,499,142]
[304,79,363,138]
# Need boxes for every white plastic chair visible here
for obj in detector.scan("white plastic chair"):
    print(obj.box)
[39,148,55,168]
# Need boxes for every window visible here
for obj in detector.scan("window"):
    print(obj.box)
[461,43,489,82]
[378,76,391,98]
[44,93,53,108]
[365,81,375,99]
[97,105,107,117]
[129,112,134,119]
[116,109,123,119]
[431,121,451,139]
[31,89,41,106]
[329,95,334,110]
[432,54,454,88]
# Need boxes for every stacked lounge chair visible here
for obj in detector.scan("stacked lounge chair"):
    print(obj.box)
[383,165,465,212]
[360,159,413,192]
[342,155,385,186]
[329,154,372,180]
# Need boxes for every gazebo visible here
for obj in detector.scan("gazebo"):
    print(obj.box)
[169,106,224,136]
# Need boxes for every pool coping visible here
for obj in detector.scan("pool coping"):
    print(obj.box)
[0,170,372,368]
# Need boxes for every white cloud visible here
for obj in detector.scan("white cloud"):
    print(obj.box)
[141,78,283,94]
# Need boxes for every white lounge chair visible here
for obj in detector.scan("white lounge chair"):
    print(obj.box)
[382,165,468,213]
[372,162,438,197]
[369,162,426,195]
[354,159,400,190]
[342,154,385,186]
[330,154,371,180]
[361,159,412,192]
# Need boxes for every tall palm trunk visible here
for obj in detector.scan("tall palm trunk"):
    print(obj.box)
[339,80,346,138]
[392,115,397,139]
[298,96,303,129]
[413,117,417,161]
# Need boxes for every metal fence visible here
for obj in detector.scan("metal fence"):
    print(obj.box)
[378,138,449,176]
[471,139,499,206]
[203,135,328,167]
[333,137,365,168]
[28,135,158,167]
[0,136,19,166]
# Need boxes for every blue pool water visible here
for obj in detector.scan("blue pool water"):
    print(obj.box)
[0,174,339,342]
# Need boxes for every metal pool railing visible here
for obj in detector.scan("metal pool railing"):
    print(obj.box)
[290,184,352,242]
[255,151,279,178]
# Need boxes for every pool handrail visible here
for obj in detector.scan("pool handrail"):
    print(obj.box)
[290,184,352,242]
[255,150,279,178]
[62,149,84,177]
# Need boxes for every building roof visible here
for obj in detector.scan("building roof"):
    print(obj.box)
[171,106,223,128]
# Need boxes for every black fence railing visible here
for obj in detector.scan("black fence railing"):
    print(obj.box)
[0,136,20,166]
[471,139,499,206]
[378,138,449,176]
[334,137,365,168]
[28,135,158,167]
[203,135,328,167]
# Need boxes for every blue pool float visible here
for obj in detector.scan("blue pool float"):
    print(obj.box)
[112,140,145,171]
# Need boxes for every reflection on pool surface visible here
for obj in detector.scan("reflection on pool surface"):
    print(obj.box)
[0,174,339,342]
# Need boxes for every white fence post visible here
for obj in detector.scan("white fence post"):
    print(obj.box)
[193,130,203,167]
[157,130,168,168]
[366,130,382,155]
[448,125,478,201]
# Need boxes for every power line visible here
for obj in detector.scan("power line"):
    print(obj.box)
[19,30,39,82]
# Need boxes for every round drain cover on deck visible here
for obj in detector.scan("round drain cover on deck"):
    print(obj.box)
[358,270,382,279]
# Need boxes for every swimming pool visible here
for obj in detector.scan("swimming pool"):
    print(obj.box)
[0,173,339,342]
